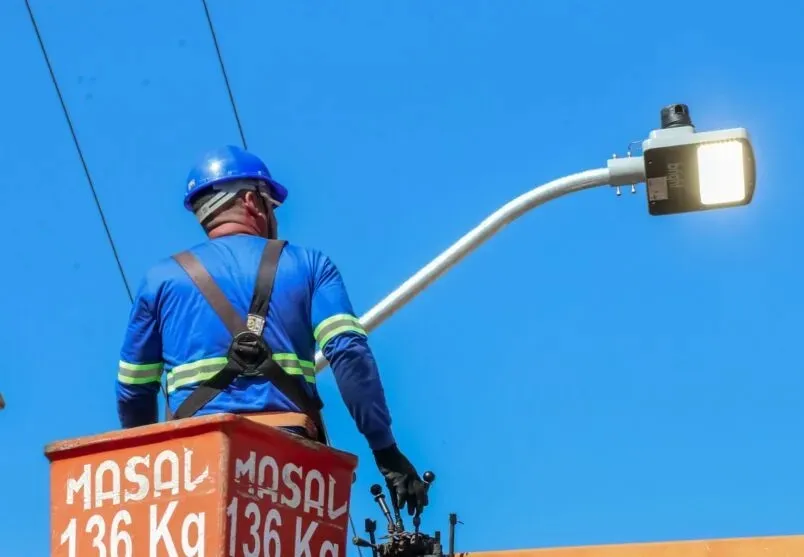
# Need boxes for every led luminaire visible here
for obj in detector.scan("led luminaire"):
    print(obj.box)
[697,140,746,205]
[641,115,755,216]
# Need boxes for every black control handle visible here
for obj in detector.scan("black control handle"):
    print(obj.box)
[371,483,398,533]
[413,470,436,533]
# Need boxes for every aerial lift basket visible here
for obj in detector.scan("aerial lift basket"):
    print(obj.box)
[46,413,358,556]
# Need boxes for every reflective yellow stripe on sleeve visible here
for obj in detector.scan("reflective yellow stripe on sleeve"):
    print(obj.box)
[118,361,163,385]
[314,313,367,349]
[165,353,316,393]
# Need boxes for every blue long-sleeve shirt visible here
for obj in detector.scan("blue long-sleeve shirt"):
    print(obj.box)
[116,234,395,451]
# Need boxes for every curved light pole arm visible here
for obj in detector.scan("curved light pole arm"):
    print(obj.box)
[314,156,645,372]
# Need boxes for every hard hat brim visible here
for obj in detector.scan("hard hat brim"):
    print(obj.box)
[266,178,288,206]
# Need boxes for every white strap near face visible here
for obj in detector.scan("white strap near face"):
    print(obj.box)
[195,179,278,225]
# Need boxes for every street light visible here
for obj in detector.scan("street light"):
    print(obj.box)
[313,103,756,372]
[641,104,756,216]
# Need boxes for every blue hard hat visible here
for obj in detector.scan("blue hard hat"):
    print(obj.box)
[183,145,288,211]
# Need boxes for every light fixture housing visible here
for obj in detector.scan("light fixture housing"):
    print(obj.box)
[642,104,756,216]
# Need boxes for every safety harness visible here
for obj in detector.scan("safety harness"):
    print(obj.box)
[168,239,327,444]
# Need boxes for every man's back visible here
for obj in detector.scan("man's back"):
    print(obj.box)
[117,233,369,425]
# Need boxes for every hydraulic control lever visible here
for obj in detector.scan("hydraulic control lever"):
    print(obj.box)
[353,469,458,557]
[372,483,399,533]
[412,471,435,534]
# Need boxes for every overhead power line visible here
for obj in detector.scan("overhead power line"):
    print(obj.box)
[198,5,362,553]
[200,0,249,150]
[26,0,173,407]
[24,0,133,303]
[25,3,361,547]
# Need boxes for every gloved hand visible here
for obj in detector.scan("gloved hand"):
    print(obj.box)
[373,444,429,516]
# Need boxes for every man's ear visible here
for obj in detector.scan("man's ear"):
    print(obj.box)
[242,191,262,217]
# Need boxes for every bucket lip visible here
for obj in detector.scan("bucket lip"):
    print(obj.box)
[44,413,358,466]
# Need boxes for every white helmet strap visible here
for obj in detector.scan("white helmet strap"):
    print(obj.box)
[194,179,278,225]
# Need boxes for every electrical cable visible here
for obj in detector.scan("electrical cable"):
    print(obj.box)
[24,0,133,304]
[200,0,249,150]
[27,0,363,548]
[198,2,364,553]
[25,0,179,409]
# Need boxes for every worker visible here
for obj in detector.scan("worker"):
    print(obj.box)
[116,145,428,516]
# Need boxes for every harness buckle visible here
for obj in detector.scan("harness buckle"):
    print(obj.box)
[246,313,265,335]
[229,331,271,378]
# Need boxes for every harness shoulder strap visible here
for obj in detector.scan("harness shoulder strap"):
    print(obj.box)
[172,250,247,336]
[246,241,328,443]
[244,238,284,336]
[170,249,249,420]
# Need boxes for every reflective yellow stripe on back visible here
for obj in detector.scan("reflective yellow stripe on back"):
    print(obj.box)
[165,353,316,393]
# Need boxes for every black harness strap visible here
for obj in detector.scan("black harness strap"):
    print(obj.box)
[173,251,248,335]
[169,240,326,443]
[248,238,281,320]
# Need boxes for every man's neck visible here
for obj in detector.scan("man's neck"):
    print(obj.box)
[207,222,263,239]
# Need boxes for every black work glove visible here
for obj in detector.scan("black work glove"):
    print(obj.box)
[373,444,429,516]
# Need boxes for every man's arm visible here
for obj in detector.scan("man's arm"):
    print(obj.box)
[116,274,163,428]
[311,254,395,451]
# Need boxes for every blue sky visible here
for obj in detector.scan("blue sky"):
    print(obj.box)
[2,1,802,555]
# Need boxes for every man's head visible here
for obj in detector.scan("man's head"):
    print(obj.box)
[190,180,279,238]
[184,146,288,239]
